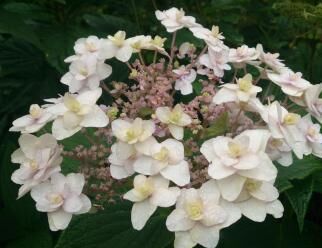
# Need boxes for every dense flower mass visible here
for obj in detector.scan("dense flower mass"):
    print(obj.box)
[9,6,322,248]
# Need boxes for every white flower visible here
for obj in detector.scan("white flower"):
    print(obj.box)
[111,118,155,144]
[134,137,190,186]
[166,180,241,248]
[228,45,259,68]
[173,66,197,95]
[30,173,91,231]
[127,35,152,53]
[256,44,285,72]
[155,7,201,33]
[201,129,277,181]
[297,114,322,158]
[266,138,293,167]
[144,35,168,55]
[124,175,180,230]
[156,104,192,140]
[46,88,109,140]
[177,42,195,59]
[61,55,112,93]
[108,141,136,179]
[218,176,283,222]
[9,104,53,133]
[11,134,62,198]
[190,26,225,51]
[99,31,133,62]
[213,74,262,104]
[199,46,231,78]
[303,83,322,123]
[264,101,305,158]
[74,36,102,56]
[267,69,311,97]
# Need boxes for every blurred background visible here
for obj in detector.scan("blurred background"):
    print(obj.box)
[0,0,321,247]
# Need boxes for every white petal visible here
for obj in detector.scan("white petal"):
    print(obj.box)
[76,194,92,214]
[131,200,157,230]
[52,118,81,140]
[18,134,38,158]
[169,124,184,140]
[199,180,220,203]
[237,198,267,222]
[66,173,85,195]
[238,157,277,181]
[190,224,220,248]
[208,161,235,180]
[250,182,279,202]
[200,139,216,162]
[80,105,109,127]
[218,200,242,228]
[97,63,112,79]
[213,88,237,105]
[77,88,102,105]
[166,209,195,232]
[116,45,133,62]
[155,107,171,123]
[48,210,73,231]
[110,164,134,179]
[11,148,26,164]
[160,161,190,186]
[234,154,260,170]
[217,175,246,201]
[174,232,197,248]
[266,200,284,218]
[63,194,83,213]
[150,187,180,207]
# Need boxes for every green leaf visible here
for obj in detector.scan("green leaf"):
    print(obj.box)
[200,112,229,139]
[276,155,322,188]
[55,202,173,248]
[6,230,52,248]
[285,176,314,232]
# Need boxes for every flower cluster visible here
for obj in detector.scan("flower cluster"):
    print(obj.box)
[9,7,322,248]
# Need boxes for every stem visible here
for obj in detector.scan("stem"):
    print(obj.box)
[187,45,208,70]
[126,62,133,70]
[101,82,110,94]
[138,51,146,66]
[232,108,243,133]
[153,50,158,64]
[169,31,177,66]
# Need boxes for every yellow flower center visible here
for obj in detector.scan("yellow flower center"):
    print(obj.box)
[64,94,81,113]
[185,201,203,220]
[109,31,125,47]
[29,104,42,119]
[29,160,38,170]
[245,179,262,192]
[307,127,317,137]
[136,180,154,199]
[153,147,169,161]
[228,141,244,158]
[283,113,300,125]
[169,111,182,124]
[270,139,283,148]
[238,74,253,92]
[48,193,63,205]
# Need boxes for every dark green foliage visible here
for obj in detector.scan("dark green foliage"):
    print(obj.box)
[0,0,322,247]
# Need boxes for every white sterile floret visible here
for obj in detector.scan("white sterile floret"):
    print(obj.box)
[266,138,293,167]
[156,104,192,140]
[10,104,54,133]
[30,173,91,231]
[108,141,136,179]
[173,66,197,95]
[256,44,285,72]
[124,175,180,230]
[134,137,190,186]
[11,134,62,198]
[146,35,168,54]
[213,74,262,104]
[61,54,112,93]
[190,25,225,52]
[178,42,195,59]
[199,46,231,77]
[267,69,311,97]
[228,45,259,68]
[46,88,109,140]
[201,129,277,181]
[230,178,283,222]
[111,118,155,144]
[99,31,133,62]
[297,114,322,158]
[264,101,305,158]
[74,35,102,56]
[302,83,322,123]
[155,7,201,33]
[166,180,241,248]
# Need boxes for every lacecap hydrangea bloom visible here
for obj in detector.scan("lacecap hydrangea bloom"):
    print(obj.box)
[9,6,322,248]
